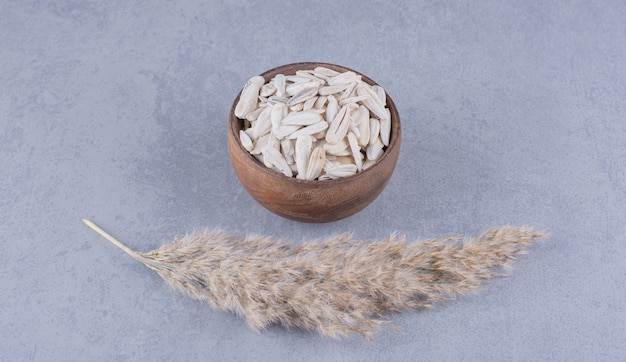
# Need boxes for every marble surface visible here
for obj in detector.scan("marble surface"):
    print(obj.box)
[2,1,625,360]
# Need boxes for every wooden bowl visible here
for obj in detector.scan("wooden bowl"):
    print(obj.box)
[227,62,401,223]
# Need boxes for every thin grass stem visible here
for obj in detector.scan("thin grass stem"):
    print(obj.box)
[82,219,142,260]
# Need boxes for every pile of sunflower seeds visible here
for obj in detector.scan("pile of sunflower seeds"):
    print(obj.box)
[235,67,391,180]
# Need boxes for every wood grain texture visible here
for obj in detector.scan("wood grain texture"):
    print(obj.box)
[228,62,401,222]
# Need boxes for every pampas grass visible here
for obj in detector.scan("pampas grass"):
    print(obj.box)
[83,219,544,342]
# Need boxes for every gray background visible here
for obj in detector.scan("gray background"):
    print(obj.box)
[2,1,625,361]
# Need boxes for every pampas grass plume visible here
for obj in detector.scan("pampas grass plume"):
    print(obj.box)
[83,219,544,342]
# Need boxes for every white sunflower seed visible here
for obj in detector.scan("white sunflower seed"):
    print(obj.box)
[261,150,273,168]
[331,163,358,173]
[366,137,384,161]
[363,159,377,170]
[339,95,369,106]
[356,107,370,146]
[245,107,264,122]
[323,138,348,152]
[349,105,367,125]
[326,95,338,125]
[295,135,313,179]
[318,83,351,96]
[281,112,323,126]
[337,81,358,101]
[281,138,295,164]
[380,115,391,146]
[318,174,334,181]
[349,121,361,140]
[239,130,253,151]
[305,146,325,180]
[328,71,360,86]
[287,87,319,106]
[252,106,272,139]
[312,128,327,140]
[305,108,326,115]
[372,85,386,106]
[325,105,351,144]
[262,145,293,177]
[286,81,321,96]
[260,82,277,97]
[303,96,318,111]
[285,75,315,84]
[313,66,341,78]
[235,75,265,118]
[369,117,380,145]
[251,133,270,155]
[285,121,328,139]
[295,70,326,84]
[326,148,351,157]
[273,74,286,97]
[356,84,388,120]
[347,131,363,172]
[243,127,255,141]
[289,103,304,112]
[267,96,290,105]
[267,130,280,150]
[324,163,358,179]
[323,139,351,156]
[274,124,301,140]
[336,155,355,165]
[271,103,287,134]
[315,95,328,109]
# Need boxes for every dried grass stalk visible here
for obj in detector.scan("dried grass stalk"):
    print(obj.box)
[83,219,544,342]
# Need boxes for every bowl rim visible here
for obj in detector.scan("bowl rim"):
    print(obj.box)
[228,61,401,188]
